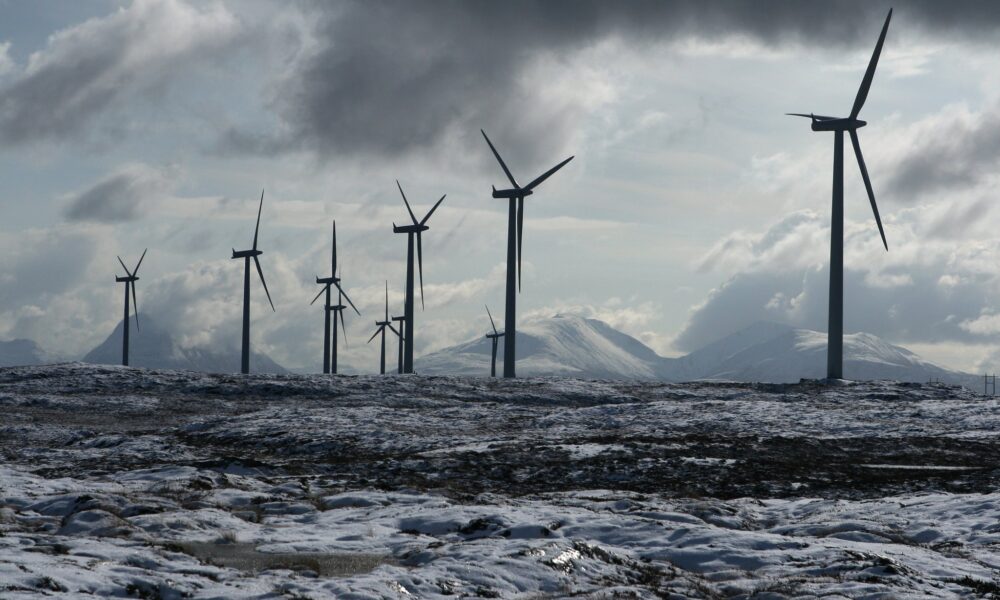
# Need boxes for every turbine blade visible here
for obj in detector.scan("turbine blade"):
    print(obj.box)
[368,327,381,344]
[340,308,348,348]
[254,256,275,311]
[310,283,328,306]
[486,304,497,334]
[131,282,140,332]
[384,280,389,321]
[397,180,419,225]
[480,129,519,188]
[417,232,424,310]
[331,220,337,276]
[117,256,132,278]
[419,194,446,226]
[335,282,361,315]
[785,113,838,121]
[850,130,888,251]
[850,8,892,119]
[388,323,400,337]
[252,189,264,250]
[517,196,524,292]
[524,155,574,191]
[133,248,147,275]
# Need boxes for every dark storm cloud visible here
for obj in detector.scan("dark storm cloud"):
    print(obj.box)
[886,104,1000,199]
[63,165,170,223]
[223,0,1000,163]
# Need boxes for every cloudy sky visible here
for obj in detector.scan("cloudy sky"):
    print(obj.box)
[3,0,1000,374]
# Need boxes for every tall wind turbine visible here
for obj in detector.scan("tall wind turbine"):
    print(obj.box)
[115,249,146,367]
[231,190,275,375]
[367,282,399,375]
[484,305,505,378]
[311,220,360,374]
[788,9,892,380]
[392,181,445,374]
[481,130,574,378]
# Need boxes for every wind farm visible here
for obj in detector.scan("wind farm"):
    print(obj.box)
[5,3,1000,598]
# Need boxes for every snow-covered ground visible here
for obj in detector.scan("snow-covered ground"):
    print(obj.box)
[2,363,999,598]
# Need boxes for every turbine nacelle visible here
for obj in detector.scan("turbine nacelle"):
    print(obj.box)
[232,249,263,259]
[392,223,430,234]
[327,304,346,312]
[813,117,866,132]
[316,275,340,285]
[492,185,531,199]
[115,276,138,283]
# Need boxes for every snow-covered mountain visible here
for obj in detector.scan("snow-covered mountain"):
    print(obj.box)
[418,314,663,379]
[82,316,288,374]
[665,322,979,389]
[419,316,979,387]
[0,339,50,367]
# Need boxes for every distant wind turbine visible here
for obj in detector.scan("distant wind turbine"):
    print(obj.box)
[231,190,275,375]
[484,305,505,378]
[481,129,574,378]
[311,220,360,374]
[368,282,399,375]
[392,181,445,374]
[787,9,892,380]
[115,249,147,367]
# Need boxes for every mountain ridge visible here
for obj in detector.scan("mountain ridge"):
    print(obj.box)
[420,316,980,388]
[81,316,288,374]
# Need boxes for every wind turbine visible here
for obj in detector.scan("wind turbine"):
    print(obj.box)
[481,130,574,378]
[392,181,445,374]
[484,305,505,378]
[367,282,399,375]
[311,220,360,374]
[115,249,146,367]
[788,9,892,380]
[231,189,275,375]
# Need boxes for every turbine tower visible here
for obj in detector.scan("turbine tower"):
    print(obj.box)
[481,130,574,378]
[115,249,146,367]
[788,9,891,380]
[367,282,399,375]
[484,305,505,378]
[231,190,275,375]
[391,310,406,375]
[328,286,351,374]
[311,220,360,374]
[392,181,445,374]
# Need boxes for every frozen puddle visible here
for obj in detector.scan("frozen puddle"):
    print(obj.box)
[174,542,391,577]
[860,464,981,471]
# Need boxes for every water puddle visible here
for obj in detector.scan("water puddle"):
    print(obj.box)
[173,542,391,577]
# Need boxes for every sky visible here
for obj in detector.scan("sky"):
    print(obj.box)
[3,0,1000,374]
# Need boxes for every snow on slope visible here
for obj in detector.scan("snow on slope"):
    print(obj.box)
[418,314,663,378]
[2,365,1000,598]
[82,315,288,374]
